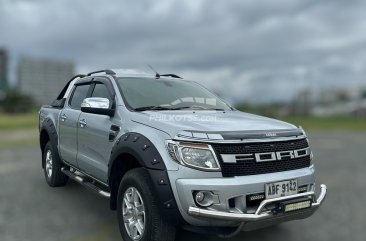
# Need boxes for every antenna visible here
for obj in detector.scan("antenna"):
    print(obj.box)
[147,64,160,79]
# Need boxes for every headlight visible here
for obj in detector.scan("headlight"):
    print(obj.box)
[181,147,219,169]
[166,141,220,171]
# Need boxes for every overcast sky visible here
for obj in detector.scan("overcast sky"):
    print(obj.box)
[1,0,366,103]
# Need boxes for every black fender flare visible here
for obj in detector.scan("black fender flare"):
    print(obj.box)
[108,132,185,225]
[40,118,61,168]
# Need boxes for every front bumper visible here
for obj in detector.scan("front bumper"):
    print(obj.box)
[171,166,317,227]
[188,184,326,223]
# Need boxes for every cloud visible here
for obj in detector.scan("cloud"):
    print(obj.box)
[1,0,366,102]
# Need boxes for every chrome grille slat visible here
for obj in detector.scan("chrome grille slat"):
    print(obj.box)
[235,154,255,161]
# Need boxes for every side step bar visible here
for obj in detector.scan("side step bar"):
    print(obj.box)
[61,167,111,198]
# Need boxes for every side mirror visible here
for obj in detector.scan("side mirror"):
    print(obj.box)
[81,97,115,116]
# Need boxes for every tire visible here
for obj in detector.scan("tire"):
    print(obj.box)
[117,168,176,241]
[43,141,68,187]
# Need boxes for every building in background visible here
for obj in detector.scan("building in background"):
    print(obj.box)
[18,57,74,104]
[0,48,9,93]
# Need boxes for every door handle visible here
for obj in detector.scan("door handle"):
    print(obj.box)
[60,114,67,122]
[79,119,87,128]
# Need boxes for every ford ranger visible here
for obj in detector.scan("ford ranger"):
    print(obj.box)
[39,69,327,241]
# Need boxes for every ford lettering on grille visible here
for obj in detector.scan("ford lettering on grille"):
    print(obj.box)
[254,147,310,162]
[213,138,312,177]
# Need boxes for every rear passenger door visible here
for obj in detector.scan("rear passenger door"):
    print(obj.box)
[59,82,92,167]
[77,78,117,182]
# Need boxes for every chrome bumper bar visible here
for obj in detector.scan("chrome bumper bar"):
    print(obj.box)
[188,184,327,222]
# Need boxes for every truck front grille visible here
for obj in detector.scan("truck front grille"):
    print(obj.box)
[212,138,311,177]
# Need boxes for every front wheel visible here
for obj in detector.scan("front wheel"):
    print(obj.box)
[117,168,176,241]
[43,141,68,187]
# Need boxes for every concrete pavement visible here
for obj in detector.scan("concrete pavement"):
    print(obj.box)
[0,131,365,241]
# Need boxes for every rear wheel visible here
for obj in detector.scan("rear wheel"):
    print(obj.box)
[117,168,176,241]
[43,141,68,187]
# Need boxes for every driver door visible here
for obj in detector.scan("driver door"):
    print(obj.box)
[77,79,117,182]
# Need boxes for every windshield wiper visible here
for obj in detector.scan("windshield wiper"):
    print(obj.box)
[134,105,226,111]
[134,106,172,111]
[172,106,225,111]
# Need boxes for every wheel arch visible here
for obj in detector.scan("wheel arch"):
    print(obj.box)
[108,132,185,225]
[39,118,60,168]
[108,151,142,210]
[40,129,50,155]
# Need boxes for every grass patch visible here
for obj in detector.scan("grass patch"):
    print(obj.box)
[280,116,366,130]
[0,128,38,149]
[0,112,38,130]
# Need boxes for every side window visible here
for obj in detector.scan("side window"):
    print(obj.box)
[69,84,90,109]
[91,83,111,101]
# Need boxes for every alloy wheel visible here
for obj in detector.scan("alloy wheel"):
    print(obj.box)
[122,187,146,240]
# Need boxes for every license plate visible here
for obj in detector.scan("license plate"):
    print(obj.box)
[265,179,298,199]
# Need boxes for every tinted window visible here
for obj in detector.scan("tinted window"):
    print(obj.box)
[91,83,111,101]
[69,84,90,109]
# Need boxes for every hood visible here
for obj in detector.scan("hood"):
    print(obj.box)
[131,110,298,139]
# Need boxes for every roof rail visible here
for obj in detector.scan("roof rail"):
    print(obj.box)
[87,69,116,76]
[70,74,87,80]
[159,74,182,79]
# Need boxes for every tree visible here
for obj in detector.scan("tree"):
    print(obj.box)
[0,91,36,113]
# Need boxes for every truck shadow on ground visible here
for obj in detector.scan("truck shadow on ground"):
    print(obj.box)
[176,225,290,241]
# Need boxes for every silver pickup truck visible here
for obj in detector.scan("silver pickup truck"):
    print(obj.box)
[39,69,326,241]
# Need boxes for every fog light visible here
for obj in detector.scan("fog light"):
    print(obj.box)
[279,197,312,213]
[194,191,215,207]
[195,191,205,202]
[285,200,311,212]
[248,193,265,201]
[298,185,308,193]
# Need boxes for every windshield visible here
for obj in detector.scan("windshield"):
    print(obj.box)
[116,77,231,111]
